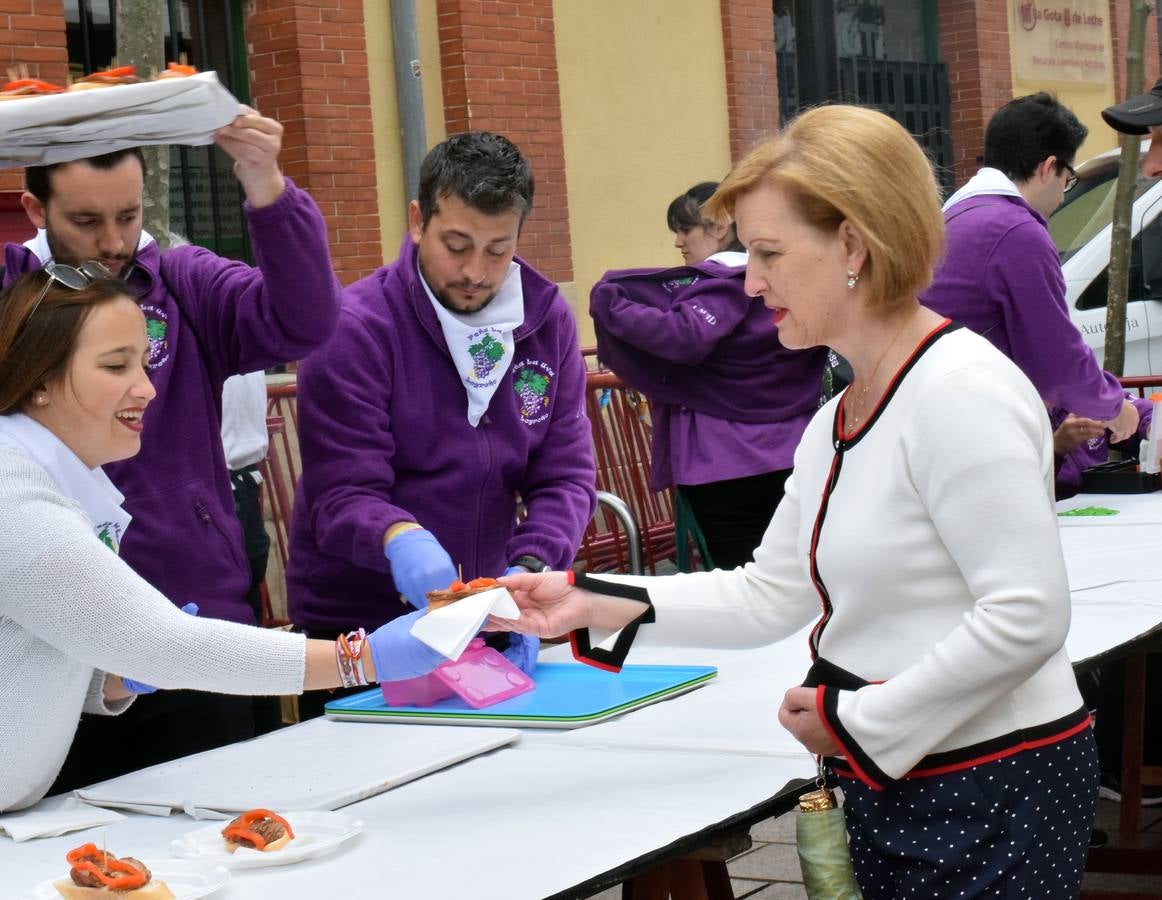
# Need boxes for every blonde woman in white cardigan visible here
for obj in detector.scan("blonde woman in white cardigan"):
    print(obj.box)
[497,106,1099,899]
[0,268,442,812]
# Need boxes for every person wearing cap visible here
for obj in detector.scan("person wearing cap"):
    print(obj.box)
[1088,85,1162,812]
[286,132,596,718]
[922,93,1139,442]
[1103,77,1162,176]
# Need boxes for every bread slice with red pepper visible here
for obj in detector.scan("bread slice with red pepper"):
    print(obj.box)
[0,78,66,100]
[426,577,510,611]
[53,843,175,898]
[221,808,295,853]
[68,65,142,91]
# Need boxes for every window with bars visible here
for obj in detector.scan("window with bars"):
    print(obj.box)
[774,0,953,195]
[64,0,252,261]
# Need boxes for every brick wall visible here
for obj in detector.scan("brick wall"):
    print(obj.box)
[435,0,572,282]
[1109,0,1160,102]
[0,0,69,194]
[246,0,382,284]
[719,0,780,161]
[939,0,1013,186]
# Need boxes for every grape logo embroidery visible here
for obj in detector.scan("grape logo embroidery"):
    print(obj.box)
[95,522,122,553]
[466,331,506,383]
[662,275,699,293]
[514,360,554,425]
[140,304,170,370]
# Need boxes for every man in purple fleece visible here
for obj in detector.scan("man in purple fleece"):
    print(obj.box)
[4,108,342,786]
[921,93,1139,442]
[287,132,595,717]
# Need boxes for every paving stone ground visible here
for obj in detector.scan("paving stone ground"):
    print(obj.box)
[583,798,1162,898]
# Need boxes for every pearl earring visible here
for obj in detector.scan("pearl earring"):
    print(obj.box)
[35,396,48,406]
[847,270,860,289]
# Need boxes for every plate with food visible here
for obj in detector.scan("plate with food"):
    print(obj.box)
[170,809,363,869]
[0,64,239,168]
[23,844,228,899]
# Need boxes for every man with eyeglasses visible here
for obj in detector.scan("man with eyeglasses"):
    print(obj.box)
[1,107,342,788]
[921,92,1138,443]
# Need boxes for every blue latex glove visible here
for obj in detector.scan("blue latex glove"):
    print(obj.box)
[122,603,199,694]
[383,529,457,610]
[367,609,447,682]
[501,633,540,676]
[498,567,539,674]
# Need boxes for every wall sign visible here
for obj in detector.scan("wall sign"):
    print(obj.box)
[1011,0,1113,86]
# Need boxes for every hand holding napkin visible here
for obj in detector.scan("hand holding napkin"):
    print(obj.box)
[409,587,521,660]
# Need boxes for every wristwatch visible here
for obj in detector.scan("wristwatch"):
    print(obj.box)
[509,554,550,573]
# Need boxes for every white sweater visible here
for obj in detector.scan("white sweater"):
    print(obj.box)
[596,325,1085,786]
[0,448,307,812]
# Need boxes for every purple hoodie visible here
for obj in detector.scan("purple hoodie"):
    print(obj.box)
[590,261,825,489]
[921,194,1123,420]
[287,239,596,634]
[1050,395,1155,499]
[3,179,342,624]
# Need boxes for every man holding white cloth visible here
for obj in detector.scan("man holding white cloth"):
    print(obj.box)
[287,132,596,717]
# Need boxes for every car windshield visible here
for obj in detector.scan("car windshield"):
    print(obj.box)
[1049,156,1158,264]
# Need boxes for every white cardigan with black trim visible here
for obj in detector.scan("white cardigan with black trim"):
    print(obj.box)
[585,323,1087,788]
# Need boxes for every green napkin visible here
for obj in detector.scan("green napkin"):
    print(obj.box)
[1058,506,1120,517]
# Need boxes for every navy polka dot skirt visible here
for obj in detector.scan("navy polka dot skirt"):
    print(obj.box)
[836,726,1099,899]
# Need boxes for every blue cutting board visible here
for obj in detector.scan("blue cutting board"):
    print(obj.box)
[324,662,717,728]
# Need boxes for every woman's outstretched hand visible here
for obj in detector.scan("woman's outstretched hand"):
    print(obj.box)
[492,571,592,638]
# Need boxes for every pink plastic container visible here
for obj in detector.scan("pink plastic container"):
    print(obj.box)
[380,638,535,709]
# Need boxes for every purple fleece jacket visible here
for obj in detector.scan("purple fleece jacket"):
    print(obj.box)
[921,194,1123,420]
[590,261,825,488]
[286,239,596,634]
[3,179,342,624]
[1050,395,1154,499]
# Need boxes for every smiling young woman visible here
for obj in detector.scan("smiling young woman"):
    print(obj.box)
[0,270,450,814]
[14,277,155,469]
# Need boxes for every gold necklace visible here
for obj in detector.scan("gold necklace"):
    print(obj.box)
[845,313,915,427]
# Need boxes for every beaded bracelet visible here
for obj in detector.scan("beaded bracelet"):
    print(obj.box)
[335,627,369,688]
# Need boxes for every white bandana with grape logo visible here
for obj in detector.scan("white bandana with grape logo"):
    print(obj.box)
[421,260,525,427]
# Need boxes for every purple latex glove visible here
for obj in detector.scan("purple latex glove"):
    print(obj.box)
[121,603,199,694]
[367,609,447,682]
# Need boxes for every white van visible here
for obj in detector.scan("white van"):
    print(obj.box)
[1049,140,1162,375]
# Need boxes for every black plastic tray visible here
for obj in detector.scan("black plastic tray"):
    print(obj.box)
[1079,459,1160,494]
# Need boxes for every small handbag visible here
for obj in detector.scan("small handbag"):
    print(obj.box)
[796,765,863,900]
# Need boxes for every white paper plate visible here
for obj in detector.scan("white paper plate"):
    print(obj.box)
[24,859,229,899]
[170,810,363,869]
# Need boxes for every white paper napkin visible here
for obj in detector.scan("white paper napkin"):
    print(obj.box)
[0,71,240,168]
[409,587,520,659]
[0,796,126,842]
